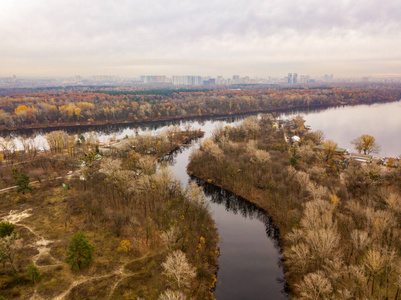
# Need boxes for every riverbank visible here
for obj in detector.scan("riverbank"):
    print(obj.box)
[0,99,396,133]
[0,104,331,132]
[0,130,219,299]
[187,171,284,241]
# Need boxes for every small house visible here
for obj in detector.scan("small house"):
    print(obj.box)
[292,136,301,143]
[316,145,349,155]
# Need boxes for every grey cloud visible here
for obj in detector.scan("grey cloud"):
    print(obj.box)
[0,0,400,76]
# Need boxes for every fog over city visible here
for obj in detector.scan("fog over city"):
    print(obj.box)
[1,0,400,77]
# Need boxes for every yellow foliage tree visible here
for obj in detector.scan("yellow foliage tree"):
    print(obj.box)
[117,240,132,253]
[14,105,35,115]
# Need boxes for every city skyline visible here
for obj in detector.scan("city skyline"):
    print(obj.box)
[1,0,400,77]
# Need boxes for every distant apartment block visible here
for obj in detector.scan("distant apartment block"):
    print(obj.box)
[232,75,240,83]
[3,75,17,83]
[216,76,228,85]
[231,75,250,84]
[172,76,203,86]
[287,73,293,84]
[141,76,167,84]
[75,75,82,83]
[93,75,120,82]
[203,78,216,86]
[293,73,298,84]
[324,74,334,82]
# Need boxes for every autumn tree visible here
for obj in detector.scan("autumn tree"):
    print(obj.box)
[295,271,333,299]
[162,250,196,288]
[46,130,65,153]
[0,137,15,161]
[321,140,338,162]
[351,134,381,155]
[306,130,325,145]
[0,230,21,272]
[158,289,186,300]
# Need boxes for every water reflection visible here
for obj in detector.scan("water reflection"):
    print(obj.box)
[166,136,286,299]
[192,177,281,248]
[283,100,401,157]
[0,103,326,139]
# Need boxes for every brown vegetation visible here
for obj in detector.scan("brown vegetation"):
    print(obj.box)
[0,128,218,299]
[188,114,401,299]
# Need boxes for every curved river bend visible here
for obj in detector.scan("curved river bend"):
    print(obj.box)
[162,124,286,299]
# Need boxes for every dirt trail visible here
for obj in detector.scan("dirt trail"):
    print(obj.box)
[3,209,32,223]
[0,176,66,194]
[2,209,153,300]
[55,253,151,300]
[1,210,65,299]
[2,209,62,266]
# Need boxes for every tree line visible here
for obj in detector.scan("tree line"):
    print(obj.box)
[1,85,401,129]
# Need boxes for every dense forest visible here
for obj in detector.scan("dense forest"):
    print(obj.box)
[188,114,401,299]
[0,127,218,299]
[1,85,401,130]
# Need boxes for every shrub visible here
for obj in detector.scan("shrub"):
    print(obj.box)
[0,222,15,238]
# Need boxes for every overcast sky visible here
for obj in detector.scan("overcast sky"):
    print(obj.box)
[1,0,400,78]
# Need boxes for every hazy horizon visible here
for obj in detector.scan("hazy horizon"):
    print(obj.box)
[1,0,400,78]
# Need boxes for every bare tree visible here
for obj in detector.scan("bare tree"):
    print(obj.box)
[161,226,180,250]
[0,137,15,161]
[186,181,205,205]
[284,242,310,274]
[350,229,371,263]
[158,289,186,300]
[0,232,21,272]
[162,250,196,288]
[295,271,333,300]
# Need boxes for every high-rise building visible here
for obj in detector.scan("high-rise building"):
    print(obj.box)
[293,73,298,84]
[203,78,215,86]
[141,76,166,84]
[172,76,203,86]
[288,73,293,84]
[324,74,334,82]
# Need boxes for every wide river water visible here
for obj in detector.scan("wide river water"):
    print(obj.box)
[3,100,401,299]
[284,100,401,157]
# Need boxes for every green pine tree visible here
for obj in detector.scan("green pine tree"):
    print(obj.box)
[25,263,41,283]
[15,173,31,194]
[0,222,15,238]
[66,231,94,271]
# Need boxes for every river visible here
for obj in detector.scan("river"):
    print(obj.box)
[283,100,401,157]
[3,100,401,299]
[5,100,400,157]
[161,123,286,299]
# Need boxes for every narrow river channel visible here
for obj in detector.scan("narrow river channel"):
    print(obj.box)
[162,121,286,299]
